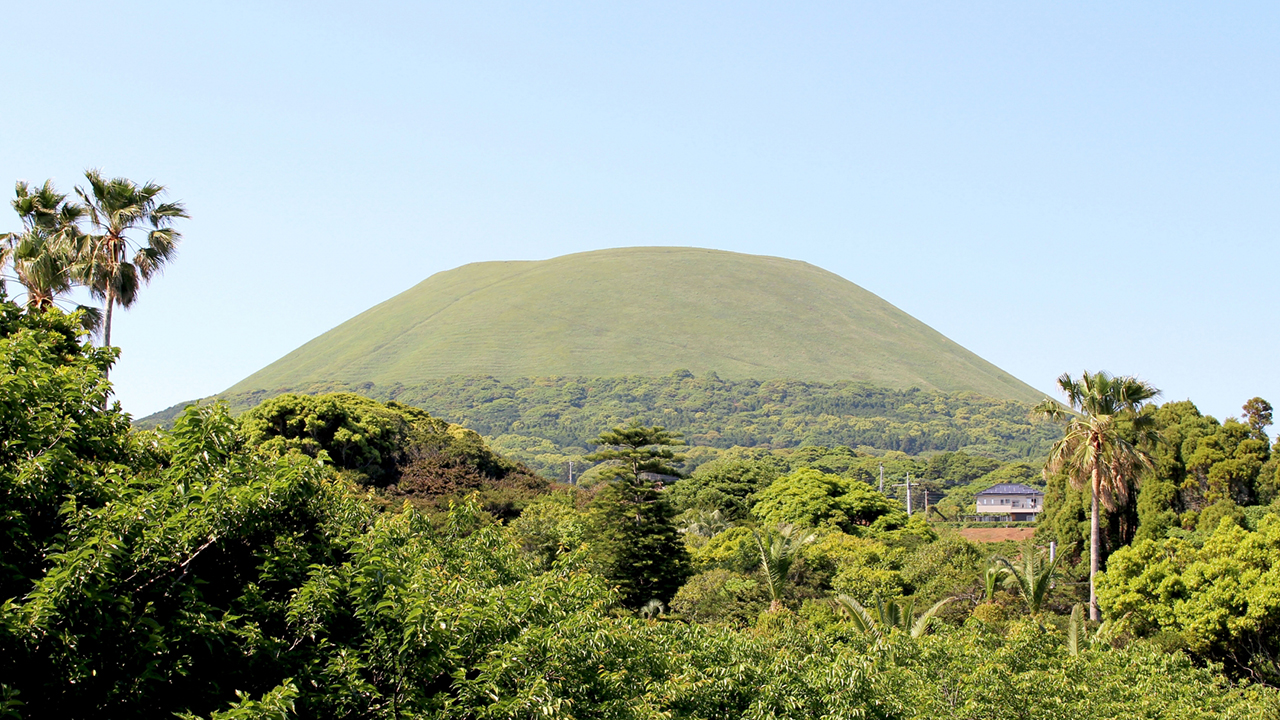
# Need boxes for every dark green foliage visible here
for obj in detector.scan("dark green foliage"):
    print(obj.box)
[0,298,133,606]
[1114,400,1272,544]
[666,452,782,519]
[4,296,1278,717]
[1100,512,1280,685]
[240,392,546,517]
[582,423,691,607]
[241,392,419,484]
[586,478,690,608]
[584,420,685,484]
[923,452,1003,487]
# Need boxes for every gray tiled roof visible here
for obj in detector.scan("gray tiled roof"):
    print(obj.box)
[976,483,1044,496]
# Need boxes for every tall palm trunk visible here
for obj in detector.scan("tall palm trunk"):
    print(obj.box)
[103,291,114,348]
[1090,436,1102,621]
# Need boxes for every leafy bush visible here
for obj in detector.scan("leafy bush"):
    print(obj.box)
[752,468,906,533]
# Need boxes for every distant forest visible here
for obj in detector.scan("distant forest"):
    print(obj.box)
[159,372,1064,477]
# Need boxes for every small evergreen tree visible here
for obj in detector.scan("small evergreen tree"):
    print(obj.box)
[585,422,690,608]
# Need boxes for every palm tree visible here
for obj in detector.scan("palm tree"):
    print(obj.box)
[980,557,1009,604]
[753,523,817,612]
[834,595,956,640]
[73,170,187,350]
[1,181,100,331]
[993,546,1062,615]
[678,508,731,539]
[1034,371,1160,621]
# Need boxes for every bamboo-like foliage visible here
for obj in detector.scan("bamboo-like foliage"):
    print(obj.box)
[753,523,816,611]
[834,594,956,639]
[73,169,187,349]
[1033,370,1160,621]
[994,546,1062,615]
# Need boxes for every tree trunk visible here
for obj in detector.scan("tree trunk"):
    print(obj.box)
[1090,455,1102,622]
[103,291,114,349]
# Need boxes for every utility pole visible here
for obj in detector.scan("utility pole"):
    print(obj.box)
[568,461,575,486]
[892,473,914,516]
[879,463,885,494]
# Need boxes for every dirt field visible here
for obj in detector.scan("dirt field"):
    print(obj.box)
[956,527,1037,543]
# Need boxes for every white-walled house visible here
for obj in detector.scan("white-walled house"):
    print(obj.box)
[974,483,1044,522]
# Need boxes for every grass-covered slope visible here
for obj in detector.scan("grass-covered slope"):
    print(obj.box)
[227,247,1042,403]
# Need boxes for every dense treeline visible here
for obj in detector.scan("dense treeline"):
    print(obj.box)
[4,300,1279,717]
[152,372,1063,477]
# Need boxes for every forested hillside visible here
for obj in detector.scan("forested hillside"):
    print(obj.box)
[143,373,1061,478]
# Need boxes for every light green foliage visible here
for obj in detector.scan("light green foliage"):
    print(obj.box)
[835,595,956,639]
[506,491,587,570]
[898,534,985,610]
[667,454,781,519]
[886,621,1276,719]
[689,525,759,573]
[800,532,906,604]
[1099,512,1280,684]
[752,468,906,533]
[754,524,818,608]
[994,545,1063,615]
[670,569,770,625]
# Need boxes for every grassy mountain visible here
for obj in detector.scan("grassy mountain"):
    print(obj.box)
[226,247,1042,403]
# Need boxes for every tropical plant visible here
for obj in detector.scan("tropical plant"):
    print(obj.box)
[993,545,1062,615]
[1,181,100,331]
[834,594,956,639]
[981,557,1010,603]
[1068,603,1084,656]
[1034,370,1160,620]
[678,508,732,539]
[73,169,187,349]
[754,523,817,611]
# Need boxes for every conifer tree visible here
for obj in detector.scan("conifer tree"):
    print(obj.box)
[584,422,690,608]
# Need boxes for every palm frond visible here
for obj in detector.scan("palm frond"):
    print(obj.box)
[1068,603,1083,656]
[910,597,956,638]
[834,595,881,640]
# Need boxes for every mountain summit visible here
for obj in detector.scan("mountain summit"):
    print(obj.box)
[227,247,1040,403]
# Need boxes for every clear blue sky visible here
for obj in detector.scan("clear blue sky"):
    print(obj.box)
[3,2,1277,423]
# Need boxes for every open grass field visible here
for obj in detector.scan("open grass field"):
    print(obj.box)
[227,247,1042,404]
